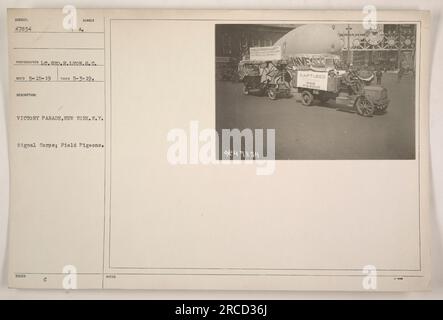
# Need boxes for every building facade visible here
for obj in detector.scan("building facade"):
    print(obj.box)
[215,24,296,61]
[335,24,416,70]
[215,23,417,78]
[215,24,295,79]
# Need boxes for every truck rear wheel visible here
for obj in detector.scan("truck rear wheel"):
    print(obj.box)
[267,88,277,100]
[301,90,314,106]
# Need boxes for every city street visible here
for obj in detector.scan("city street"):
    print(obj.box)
[216,73,416,160]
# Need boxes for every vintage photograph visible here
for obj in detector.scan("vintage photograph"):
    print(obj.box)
[4,8,433,294]
[215,23,417,160]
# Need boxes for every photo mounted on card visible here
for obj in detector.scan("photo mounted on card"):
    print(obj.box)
[7,9,430,291]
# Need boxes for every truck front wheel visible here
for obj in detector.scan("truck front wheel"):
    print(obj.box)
[355,96,375,117]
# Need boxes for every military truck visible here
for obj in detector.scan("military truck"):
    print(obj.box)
[288,54,389,117]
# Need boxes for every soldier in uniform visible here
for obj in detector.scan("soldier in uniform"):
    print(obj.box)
[376,68,383,85]
[398,59,410,83]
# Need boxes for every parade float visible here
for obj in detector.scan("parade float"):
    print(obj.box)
[239,24,390,116]
[238,46,292,100]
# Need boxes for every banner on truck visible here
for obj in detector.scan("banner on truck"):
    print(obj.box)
[296,70,329,91]
[249,46,282,61]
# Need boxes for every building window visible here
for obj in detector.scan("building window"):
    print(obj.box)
[222,33,232,56]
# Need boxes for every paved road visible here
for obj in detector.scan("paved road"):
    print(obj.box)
[216,73,416,160]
